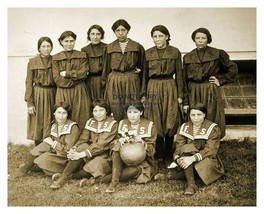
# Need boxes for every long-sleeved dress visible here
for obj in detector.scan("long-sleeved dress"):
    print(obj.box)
[102,39,147,121]
[111,118,157,183]
[74,116,118,178]
[173,119,225,185]
[33,119,80,175]
[25,54,56,143]
[183,46,238,138]
[52,50,92,130]
[81,42,107,100]
[144,45,184,138]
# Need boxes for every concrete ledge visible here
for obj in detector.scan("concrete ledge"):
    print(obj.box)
[222,125,256,142]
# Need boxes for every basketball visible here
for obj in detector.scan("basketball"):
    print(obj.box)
[120,142,146,166]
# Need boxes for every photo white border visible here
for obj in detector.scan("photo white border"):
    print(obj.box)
[2,0,263,212]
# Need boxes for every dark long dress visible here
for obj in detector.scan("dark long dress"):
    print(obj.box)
[183,46,238,138]
[52,50,92,130]
[81,42,107,100]
[25,54,56,143]
[144,45,184,138]
[102,39,147,122]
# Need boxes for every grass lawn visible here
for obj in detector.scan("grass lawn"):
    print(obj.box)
[7,139,256,206]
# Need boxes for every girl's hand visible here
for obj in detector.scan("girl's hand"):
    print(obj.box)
[67,151,85,160]
[178,98,183,104]
[177,156,195,169]
[43,137,53,146]
[209,76,220,86]
[183,105,189,114]
[28,106,36,115]
[60,71,66,77]
[135,136,143,143]
[119,137,126,147]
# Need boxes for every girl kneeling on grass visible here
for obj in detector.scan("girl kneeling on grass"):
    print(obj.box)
[8,102,80,180]
[155,102,225,195]
[49,99,118,189]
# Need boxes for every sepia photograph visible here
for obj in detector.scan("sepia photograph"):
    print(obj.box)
[2,0,262,211]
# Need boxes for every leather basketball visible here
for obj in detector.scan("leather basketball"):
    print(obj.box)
[120,142,146,166]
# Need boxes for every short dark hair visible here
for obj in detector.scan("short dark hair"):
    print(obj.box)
[92,99,111,116]
[125,99,144,113]
[191,27,212,44]
[189,102,207,115]
[37,36,53,52]
[54,102,72,118]
[87,24,105,40]
[151,25,171,45]
[112,19,131,32]
[58,30,77,46]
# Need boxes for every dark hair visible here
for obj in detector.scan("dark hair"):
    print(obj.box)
[58,30,77,46]
[189,102,207,115]
[125,99,144,113]
[191,27,212,44]
[151,25,171,45]
[37,36,53,52]
[92,99,111,116]
[54,102,72,118]
[87,24,105,41]
[111,19,131,32]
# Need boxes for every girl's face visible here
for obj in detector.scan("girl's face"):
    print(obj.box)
[190,109,205,126]
[39,41,52,57]
[114,25,129,42]
[93,105,107,122]
[194,32,208,49]
[127,106,142,125]
[54,107,68,125]
[60,36,76,51]
[152,30,168,49]
[89,28,102,45]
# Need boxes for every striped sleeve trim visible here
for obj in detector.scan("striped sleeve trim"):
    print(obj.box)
[84,149,92,158]
[174,155,180,161]
[194,153,203,162]
[52,141,58,149]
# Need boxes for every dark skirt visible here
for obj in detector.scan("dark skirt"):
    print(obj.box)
[188,81,226,138]
[83,154,112,178]
[27,86,56,142]
[56,82,92,130]
[144,78,181,137]
[104,71,140,122]
[86,75,104,101]
[34,152,68,175]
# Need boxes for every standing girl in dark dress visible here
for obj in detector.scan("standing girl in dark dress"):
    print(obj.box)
[102,19,147,122]
[25,36,56,145]
[144,25,184,166]
[81,24,107,100]
[182,27,238,138]
[52,30,92,131]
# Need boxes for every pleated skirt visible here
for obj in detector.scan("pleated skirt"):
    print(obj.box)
[27,86,56,142]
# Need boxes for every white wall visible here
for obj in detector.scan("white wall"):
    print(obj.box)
[8,8,256,144]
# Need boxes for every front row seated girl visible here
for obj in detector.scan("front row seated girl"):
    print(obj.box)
[155,102,225,195]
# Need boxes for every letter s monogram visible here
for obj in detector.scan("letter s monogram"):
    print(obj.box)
[200,128,206,135]
[63,125,69,131]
